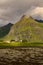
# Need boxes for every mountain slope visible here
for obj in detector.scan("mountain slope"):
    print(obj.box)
[0,15,43,42]
[0,23,13,39]
[13,15,43,42]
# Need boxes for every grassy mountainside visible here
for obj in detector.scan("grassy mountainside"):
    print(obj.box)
[13,15,43,42]
[0,15,43,42]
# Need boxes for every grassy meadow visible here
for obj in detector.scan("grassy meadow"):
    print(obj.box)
[0,41,43,48]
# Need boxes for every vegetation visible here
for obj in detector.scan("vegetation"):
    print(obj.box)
[0,41,43,48]
[22,39,28,43]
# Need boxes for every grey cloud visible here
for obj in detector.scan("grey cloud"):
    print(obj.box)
[0,0,43,26]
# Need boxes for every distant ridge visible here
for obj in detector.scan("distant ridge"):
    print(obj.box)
[0,23,13,38]
[35,19,43,23]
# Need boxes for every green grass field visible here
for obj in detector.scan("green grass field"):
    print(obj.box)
[0,42,43,48]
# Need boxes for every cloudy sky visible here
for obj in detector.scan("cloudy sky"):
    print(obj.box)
[0,0,43,26]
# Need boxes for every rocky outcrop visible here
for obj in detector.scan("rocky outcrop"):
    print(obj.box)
[0,47,43,65]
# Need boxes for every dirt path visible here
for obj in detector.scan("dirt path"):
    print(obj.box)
[0,47,43,65]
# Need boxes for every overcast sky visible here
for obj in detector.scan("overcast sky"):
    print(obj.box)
[0,0,43,26]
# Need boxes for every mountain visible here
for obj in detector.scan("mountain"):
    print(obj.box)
[12,15,43,42]
[35,19,43,23]
[0,23,13,39]
[0,15,43,42]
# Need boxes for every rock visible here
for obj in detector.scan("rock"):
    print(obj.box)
[0,47,43,65]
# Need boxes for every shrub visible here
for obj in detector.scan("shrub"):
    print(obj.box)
[0,40,3,42]
[22,39,28,43]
